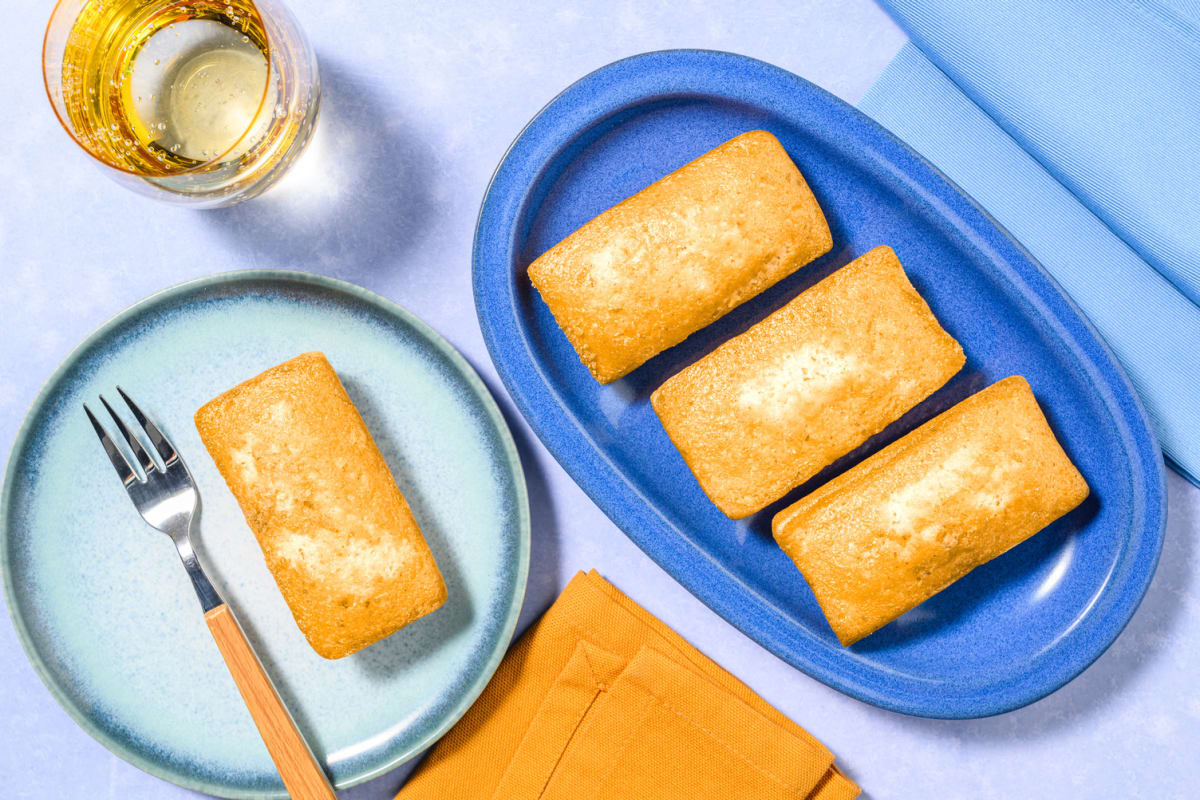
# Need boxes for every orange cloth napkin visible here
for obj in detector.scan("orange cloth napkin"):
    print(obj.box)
[398,570,858,800]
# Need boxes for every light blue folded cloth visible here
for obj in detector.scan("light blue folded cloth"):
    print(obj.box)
[859,3,1200,485]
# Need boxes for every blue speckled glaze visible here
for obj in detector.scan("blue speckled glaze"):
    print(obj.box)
[473,50,1165,719]
[0,271,529,797]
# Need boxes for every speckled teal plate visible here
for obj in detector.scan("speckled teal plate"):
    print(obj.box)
[0,271,529,798]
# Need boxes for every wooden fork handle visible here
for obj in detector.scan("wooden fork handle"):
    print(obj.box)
[205,604,337,800]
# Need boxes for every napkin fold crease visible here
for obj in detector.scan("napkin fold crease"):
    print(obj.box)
[397,571,858,800]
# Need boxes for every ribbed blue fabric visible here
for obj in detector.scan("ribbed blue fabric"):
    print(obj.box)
[860,44,1200,485]
[872,0,1200,307]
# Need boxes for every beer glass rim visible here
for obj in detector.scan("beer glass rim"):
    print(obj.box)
[42,0,276,178]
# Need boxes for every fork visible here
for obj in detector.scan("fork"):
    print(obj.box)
[85,388,337,800]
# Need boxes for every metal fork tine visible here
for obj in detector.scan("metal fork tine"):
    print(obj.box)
[100,395,156,474]
[84,403,138,486]
[117,386,178,466]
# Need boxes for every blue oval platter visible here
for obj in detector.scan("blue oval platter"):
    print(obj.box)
[473,50,1165,718]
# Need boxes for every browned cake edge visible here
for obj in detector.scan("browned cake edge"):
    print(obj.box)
[651,246,965,520]
[194,352,447,659]
[772,376,1089,645]
[528,130,832,383]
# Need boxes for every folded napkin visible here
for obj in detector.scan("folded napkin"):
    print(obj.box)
[397,571,858,800]
[859,3,1200,485]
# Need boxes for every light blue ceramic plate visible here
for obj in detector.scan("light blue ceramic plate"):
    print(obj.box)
[0,271,529,797]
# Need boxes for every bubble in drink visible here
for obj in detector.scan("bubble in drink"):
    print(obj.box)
[53,0,317,196]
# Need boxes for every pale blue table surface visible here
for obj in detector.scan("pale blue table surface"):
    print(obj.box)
[2,2,1197,797]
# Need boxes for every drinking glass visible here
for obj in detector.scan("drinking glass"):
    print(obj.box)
[43,0,320,207]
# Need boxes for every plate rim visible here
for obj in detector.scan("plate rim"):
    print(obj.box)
[471,48,1166,718]
[0,268,531,797]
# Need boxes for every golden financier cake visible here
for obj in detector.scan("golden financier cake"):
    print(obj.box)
[651,246,964,519]
[772,376,1089,646]
[528,130,832,383]
[195,352,446,659]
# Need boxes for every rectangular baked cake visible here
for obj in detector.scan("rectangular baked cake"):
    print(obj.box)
[772,376,1090,646]
[195,352,446,659]
[528,130,832,383]
[651,246,964,519]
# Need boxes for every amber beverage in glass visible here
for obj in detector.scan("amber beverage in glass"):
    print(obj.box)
[44,0,320,206]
